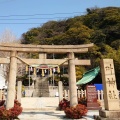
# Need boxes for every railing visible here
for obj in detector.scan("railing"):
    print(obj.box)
[0,90,6,100]
[1,89,120,101]
[63,90,120,100]
[63,90,105,101]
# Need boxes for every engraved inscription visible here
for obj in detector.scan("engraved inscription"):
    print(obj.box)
[106,77,115,87]
[105,64,114,75]
[108,90,117,99]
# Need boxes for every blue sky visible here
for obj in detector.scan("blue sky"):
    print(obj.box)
[0,0,120,39]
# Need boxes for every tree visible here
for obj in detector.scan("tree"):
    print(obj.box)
[76,66,86,81]
[0,29,19,43]
[0,29,26,83]
[21,7,120,88]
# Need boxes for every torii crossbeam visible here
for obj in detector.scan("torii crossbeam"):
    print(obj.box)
[0,43,93,109]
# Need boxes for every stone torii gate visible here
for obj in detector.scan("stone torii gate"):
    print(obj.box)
[0,43,93,109]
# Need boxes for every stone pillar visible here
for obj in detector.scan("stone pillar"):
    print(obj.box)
[39,53,47,59]
[58,81,63,102]
[39,52,47,76]
[68,52,78,107]
[0,90,2,100]
[17,81,22,103]
[26,65,28,74]
[99,59,120,119]
[68,90,70,101]
[6,51,17,110]
[100,59,119,110]
[33,67,36,76]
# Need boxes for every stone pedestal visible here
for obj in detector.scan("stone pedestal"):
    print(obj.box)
[99,109,120,119]
[87,103,101,110]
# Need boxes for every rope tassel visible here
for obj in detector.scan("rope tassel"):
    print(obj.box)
[26,65,28,74]
[42,69,44,77]
[57,66,60,73]
[50,68,52,76]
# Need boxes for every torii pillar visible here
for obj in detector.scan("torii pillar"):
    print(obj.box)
[6,51,17,109]
[68,52,78,107]
[39,53,47,59]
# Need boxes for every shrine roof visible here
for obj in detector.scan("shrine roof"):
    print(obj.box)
[76,66,100,85]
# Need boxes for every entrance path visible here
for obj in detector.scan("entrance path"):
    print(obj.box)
[19,97,99,120]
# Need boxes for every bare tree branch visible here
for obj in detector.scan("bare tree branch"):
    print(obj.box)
[0,29,27,82]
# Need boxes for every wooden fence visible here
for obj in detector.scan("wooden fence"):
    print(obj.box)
[0,90,6,100]
[63,90,105,101]
[1,89,120,101]
[63,90,120,100]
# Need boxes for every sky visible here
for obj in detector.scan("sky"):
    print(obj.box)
[0,0,120,39]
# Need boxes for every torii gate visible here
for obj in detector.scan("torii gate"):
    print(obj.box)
[0,43,93,109]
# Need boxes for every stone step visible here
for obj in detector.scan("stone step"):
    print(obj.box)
[33,77,49,97]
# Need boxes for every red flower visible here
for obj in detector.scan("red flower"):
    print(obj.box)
[59,99,70,110]
[64,104,88,119]
[0,100,23,119]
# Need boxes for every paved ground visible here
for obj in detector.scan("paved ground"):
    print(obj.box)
[18,97,100,120]
[19,110,99,120]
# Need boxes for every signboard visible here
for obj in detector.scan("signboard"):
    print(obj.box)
[86,85,97,103]
[86,85,100,110]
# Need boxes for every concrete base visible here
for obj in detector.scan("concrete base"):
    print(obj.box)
[94,115,120,120]
[100,118,120,120]
[87,106,101,110]
[99,109,120,119]
[87,102,101,110]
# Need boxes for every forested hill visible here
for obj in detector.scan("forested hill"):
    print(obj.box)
[21,7,120,89]
[22,7,120,47]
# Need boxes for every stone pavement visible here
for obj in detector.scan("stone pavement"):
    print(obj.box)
[19,110,99,120]
[18,97,100,120]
